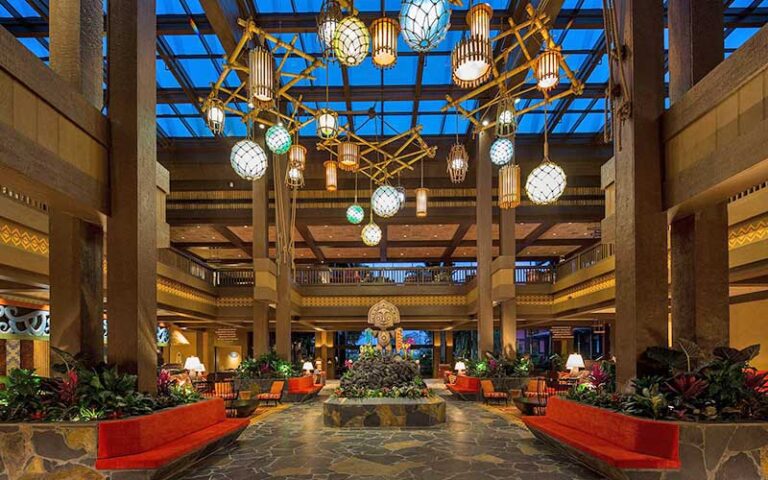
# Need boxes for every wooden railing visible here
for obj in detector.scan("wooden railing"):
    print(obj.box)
[555,243,614,280]
[515,265,556,284]
[293,266,478,286]
[158,248,214,284]
[214,269,255,287]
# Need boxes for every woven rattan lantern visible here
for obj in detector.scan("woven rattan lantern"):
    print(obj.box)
[495,97,517,138]
[371,17,399,69]
[288,144,307,171]
[498,163,521,209]
[346,204,365,224]
[447,143,469,183]
[316,108,339,139]
[372,185,400,218]
[535,48,562,91]
[468,3,492,38]
[400,0,451,52]
[452,3,492,88]
[415,187,428,217]
[318,0,343,57]
[338,141,360,171]
[490,137,514,166]
[230,139,268,181]
[361,217,382,246]
[204,98,225,134]
[333,15,370,67]
[266,124,292,154]
[249,46,274,103]
[526,158,566,204]
[324,160,338,191]
[286,164,304,189]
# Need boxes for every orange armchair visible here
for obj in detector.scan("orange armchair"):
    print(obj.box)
[256,380,284,406]
[481,380,508,405]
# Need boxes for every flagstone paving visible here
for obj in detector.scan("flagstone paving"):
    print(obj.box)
[178,391,602,480]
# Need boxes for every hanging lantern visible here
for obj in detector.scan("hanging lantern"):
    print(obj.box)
[338,141,360,171]
[495,97,517,138]
[490,137,514,166]
[415,187,428,217]
[346,204,365,224]
[230,139,268,180]
[333,15,370,67]
[400,0,451,52]
[371,185,401,218]
[446,143,469,183]
[451,37,492,88]
[467,3,492,39]
[395,185,406,211]
[371,17,399,69]
[361,220,382,246]
[249,46,274,103]
[525,158,567,205]
[316,108,339,139]
[535,48,562,91]
[265,124,292,154]
[286,165,304,189]
[288,144,307,171]
[498,164,521,209]
[318,0,343,57]
[204,98,225,134]
[324,160,338,192]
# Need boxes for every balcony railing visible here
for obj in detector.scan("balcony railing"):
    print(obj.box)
[215,269,255,287]
[293,266,478,286]
[555,243,614,280]
[158,248,214,284]
[515,265,556,284]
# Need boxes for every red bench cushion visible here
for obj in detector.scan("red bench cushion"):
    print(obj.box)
[95,418,249,470]
[98,399,227,459]
[447,375,480,394]
[288,376,321,394]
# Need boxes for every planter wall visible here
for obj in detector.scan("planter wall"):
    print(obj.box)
[491,376,529,392]
[324,397,446,427]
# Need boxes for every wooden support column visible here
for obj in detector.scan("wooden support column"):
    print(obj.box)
[106,0,158,392]
[499,206,517,359]
[613,0,668,387]
[476,131,494,355]
[48,0,105,368]
[668,0,729,353]
[275,154,292,360]
[252,144,270,357]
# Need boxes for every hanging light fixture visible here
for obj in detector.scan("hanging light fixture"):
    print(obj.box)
[498,163,521,209]
[333,15,370,67]
[490,137,514,166]
[346,204,365,224]
[288,144,307,171]
[286,164,305,189]
[371,17,399,69]
[415,156,428,217]
[230,139,268,181]
[371,185,400,218]
[361,220,382,246]
[447,144,469,183]
[266,124,292,154]
[495,96,517,138]
[400,0,451,53]
[318,0,343,58]
[204,98,225,134]
[451,4,492,88]
[526,105,566,204]
[395,185,407,212]
[338,141,360,171]
[324,159,338,192]
[535,48,562,91]
[249,46,274,103]
[316,109,339,139]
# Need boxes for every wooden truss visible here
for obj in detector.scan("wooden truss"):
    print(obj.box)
[441,3,584,135]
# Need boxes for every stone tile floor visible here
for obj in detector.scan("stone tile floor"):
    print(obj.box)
[179,385,603,480]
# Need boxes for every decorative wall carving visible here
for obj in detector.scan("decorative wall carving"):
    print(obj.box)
[0,305,50,338]
[0,220,48,256]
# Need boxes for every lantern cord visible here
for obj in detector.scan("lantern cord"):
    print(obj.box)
[354,169,358,203]
[543,100,549,159]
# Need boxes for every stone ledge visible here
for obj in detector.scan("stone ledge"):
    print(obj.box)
[323,396,446,428]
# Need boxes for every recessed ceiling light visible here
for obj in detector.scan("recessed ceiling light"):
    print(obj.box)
[482,120,489,126]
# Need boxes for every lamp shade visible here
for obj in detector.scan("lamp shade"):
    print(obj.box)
[525,157,567,205]
[248,46,274,103]
[565,353,585,370]
[338,141,360,171]
[361,221,382,246]
[302,361,314,371]
[498,163,521,209]
[371,17,399,68]
[198,363,206,373]
[266,124,292,154]
[399,0,451,52]
[454,361,466,372]
[490,137,514,166]
[230,139,268,180]
[316,109,339,139]
[415,187,428,217]
[183,356,202,371]
[371,185,400,218]
[346,204,365,224]
[333,15,370,67]
[451,36,492,88]
[324,160,338,191]
[536,48,561,91]
[205,98,225,134]
[446,143,469,183]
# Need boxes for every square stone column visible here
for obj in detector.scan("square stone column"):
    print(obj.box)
[252,143,270,357]
[499,206,517,359]
[476,131,494,355]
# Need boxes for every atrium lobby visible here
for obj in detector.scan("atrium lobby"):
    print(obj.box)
[0,0,767,479]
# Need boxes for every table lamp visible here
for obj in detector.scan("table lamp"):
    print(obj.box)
[454,361,467,375]
[565,353,585,376]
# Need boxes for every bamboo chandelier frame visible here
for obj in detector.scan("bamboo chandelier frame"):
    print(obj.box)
[441,3,584,136]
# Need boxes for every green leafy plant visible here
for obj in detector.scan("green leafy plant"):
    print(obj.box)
[621,384,669,419]
[236,352,297,380]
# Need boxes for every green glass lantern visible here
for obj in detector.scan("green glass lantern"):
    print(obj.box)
[346,204,364,225]
[265,124,292,154]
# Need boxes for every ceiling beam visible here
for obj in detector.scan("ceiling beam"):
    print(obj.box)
[516,222,554,254]
[442,222,472,261]
[295,222,327,263]
[212,225,252,257]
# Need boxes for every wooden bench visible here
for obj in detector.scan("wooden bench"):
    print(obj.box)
[523,397,680,480]
[96,398,249,479]
[287,375,323,402]
[446,375,481,400]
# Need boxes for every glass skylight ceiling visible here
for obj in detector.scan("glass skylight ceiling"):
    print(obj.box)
[1,0,766,139]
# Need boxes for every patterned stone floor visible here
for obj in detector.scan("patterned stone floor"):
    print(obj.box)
[178,388,603,480]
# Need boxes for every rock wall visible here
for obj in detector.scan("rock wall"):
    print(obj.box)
[675,422,768,480]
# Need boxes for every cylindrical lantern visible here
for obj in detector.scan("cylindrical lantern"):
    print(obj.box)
[498,163,521,209]
[467,3,492,40]
[333,15,370,67]
[490,137,515,166]
[495,96,517,138]
[338,141,360,171]
[451,36,492,88]
[265,124,292,154]
[361,221,382,246]
[230,139,268,180]
[536,48,561,91]
[371,17,399,69]
[316,108,339,139]
[288,144,307,171]
[525,158,567,204]
[399,0,451,53]
[249,46,274,103]
[446,143,469,183]
[318,0,343,57]
[415,187,428,217]
[371,185,401,218]
[346,204,364,224]
[205,98,225,134]
[324,160,338,192]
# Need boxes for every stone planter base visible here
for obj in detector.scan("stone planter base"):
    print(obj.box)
[323,397,446,428]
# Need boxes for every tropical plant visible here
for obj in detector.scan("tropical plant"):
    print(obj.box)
[236,352,297,379]
[0,369,46,421]
[621,384,669,420]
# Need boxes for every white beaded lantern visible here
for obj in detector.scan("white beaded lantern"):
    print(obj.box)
[333,15,370,67]
[230,139,268,181]
[361,221,383,246]
[490,137,515,166]
[371,185,401,218]
[525,158,567,205]
[265,124,292,154]
[399,0,451,53]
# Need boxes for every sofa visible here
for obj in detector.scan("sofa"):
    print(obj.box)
[445,375,481,400]
[287,375,323,402]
